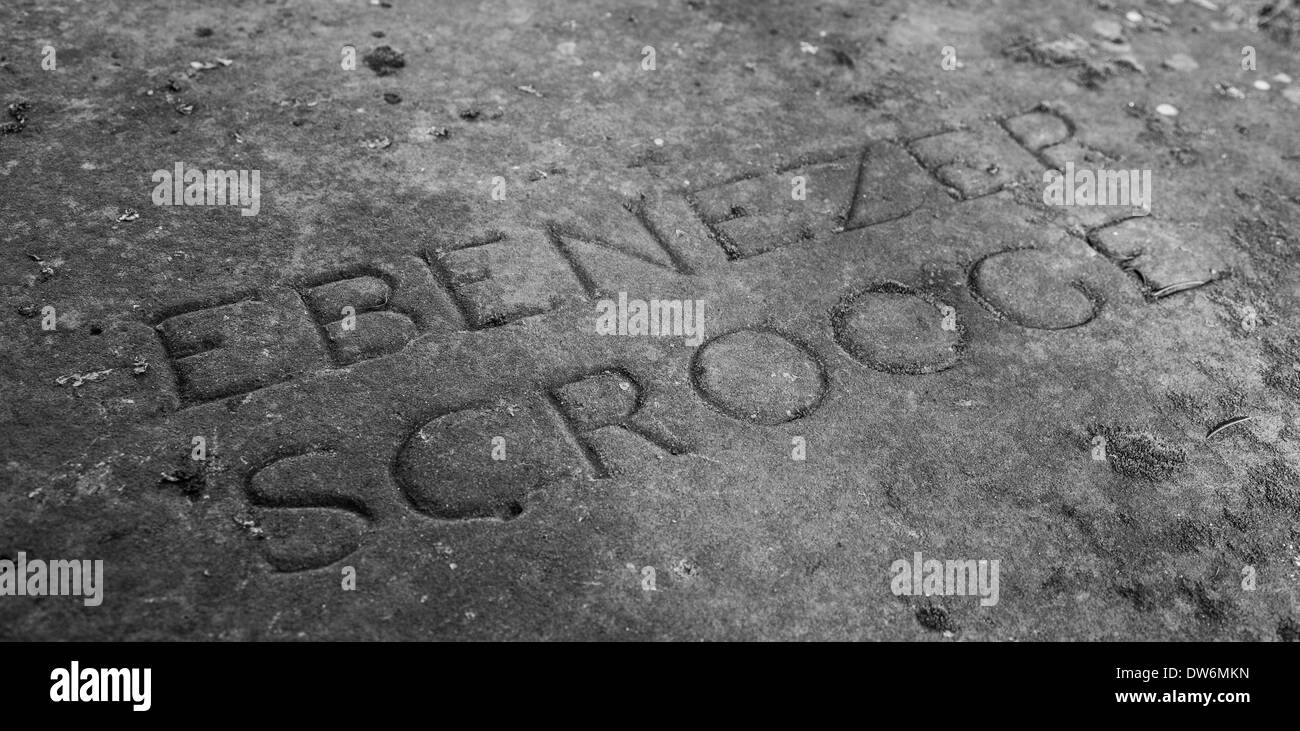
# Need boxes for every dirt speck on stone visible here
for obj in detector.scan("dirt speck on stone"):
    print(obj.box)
[1279,616,1300,641]
[2,101,31,134]
[1090,425,1187,481]
[527,165,565,181]
[160,464,207,501]
[915,602,959,633]
[671,557,699,580]
[628,146,668,168]
[363,45,405,76]
[825,47,854,67]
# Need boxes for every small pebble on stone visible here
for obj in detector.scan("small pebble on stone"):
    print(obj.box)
[1092,19,1125,42]
[1162,53,1199,71]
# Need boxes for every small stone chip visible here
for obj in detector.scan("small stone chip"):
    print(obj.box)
[1091,19,1124,42]
[56,369,113,388]
[1162,53,1199,72]
[1216,83,1246,99]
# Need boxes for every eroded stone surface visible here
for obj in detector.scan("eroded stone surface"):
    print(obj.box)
[4,0,1299,644]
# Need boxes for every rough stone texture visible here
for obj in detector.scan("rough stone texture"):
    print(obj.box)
[2,0,1300,641]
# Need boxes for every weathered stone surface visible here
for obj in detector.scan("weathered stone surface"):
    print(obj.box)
[2,0,1298,643]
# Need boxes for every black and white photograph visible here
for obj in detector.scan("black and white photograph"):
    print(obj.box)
[1,0,1295,714]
